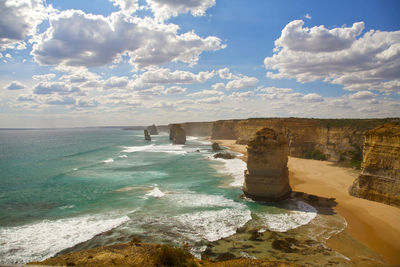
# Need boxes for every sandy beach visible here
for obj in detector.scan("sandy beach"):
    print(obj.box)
[215,139,400,265]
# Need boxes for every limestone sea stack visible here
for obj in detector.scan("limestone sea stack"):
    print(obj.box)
[243,128,291,201]
[349,123,400,207]
[147,124,159,135]
[144,129,151,141]
[169,124,186,144]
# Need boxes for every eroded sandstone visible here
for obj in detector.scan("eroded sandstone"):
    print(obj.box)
[243,128,292,201]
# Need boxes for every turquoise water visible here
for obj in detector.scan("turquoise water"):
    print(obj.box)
[0,128,337,264]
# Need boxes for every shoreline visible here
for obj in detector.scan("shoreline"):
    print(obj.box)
[214,139,400,266]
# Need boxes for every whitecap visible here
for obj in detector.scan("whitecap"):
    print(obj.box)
[118,155,128,158]
[103,158,114,164]
[168,193,240,208]
[145,186,165,198]
[259,201,317,232]
[210,157,246,187]
[72,168,78,171]
[58,205,75,210]
[0,214,130,264]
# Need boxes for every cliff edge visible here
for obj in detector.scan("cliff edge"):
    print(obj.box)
[349,123,400,207]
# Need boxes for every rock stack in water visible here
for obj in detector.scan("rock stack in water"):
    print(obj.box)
[147,124,159,135]
[243,128,291,201]
[349,123,400,207]
[144,129,151,141]
[169,124,186,144]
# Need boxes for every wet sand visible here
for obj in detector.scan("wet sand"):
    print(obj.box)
[214,139,400,266]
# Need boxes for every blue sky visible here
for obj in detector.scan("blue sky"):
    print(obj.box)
[0,0,399,128]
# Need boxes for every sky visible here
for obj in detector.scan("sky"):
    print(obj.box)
[0,0,399,128]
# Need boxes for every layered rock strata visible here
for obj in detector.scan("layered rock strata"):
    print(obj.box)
[243,128,291,201]
[350,123,400,207]
[169,124,186,144]
[144,129,151,141]
[147,124,159,135]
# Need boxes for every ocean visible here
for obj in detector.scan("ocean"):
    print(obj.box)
[0,128,351,265]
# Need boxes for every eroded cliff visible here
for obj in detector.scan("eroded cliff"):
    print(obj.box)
[243,128,291,201]
[211,118,398,162]
[349,123,400,207]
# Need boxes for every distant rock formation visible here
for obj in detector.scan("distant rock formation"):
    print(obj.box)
[144,129,151,141]
[147,124,159,135]
[350,123,400,207]
[243,128,291,201]
[169,124,186,144]
[212,142,222,151]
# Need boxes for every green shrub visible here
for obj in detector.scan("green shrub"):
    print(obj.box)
[304,149,326,160]
[155,245,196,267]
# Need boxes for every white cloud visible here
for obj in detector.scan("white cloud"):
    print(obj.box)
[17,94,35,102]
[5,53,12,58]
[187,89,223,97]
[76,99,98,108]
[303,13,311,19]
[225,76,258,90]
[230,91,254,99]
[44,95,76,105]
[132,68,214,90]
[302,93,324,102]
[265,20,400,93]
[152,101,175,109]
[33,82,82,95]
[104,76,130,89]
[0,0,49,50]
[109,0,138,15]
[195,96,223,104]
[32,73,56,81]
[217,68,239,80]
[349,91,376,100]
[32,10,224,69]
[5,81,26,90]
[164,86,187,94]
[147,0,216,21]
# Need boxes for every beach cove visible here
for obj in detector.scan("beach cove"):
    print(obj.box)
[216,139,400,266]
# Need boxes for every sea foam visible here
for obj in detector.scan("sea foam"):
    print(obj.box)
[259,201,317,232]
[145,186,166,198]
[103,158,114,163]
[0,214,130,264]
[122,144,186,155]
[210,156,247,187]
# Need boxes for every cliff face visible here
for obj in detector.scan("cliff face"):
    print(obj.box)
[243,128,291,201]
[147,124,158,135]
[211,118,397,162]
[350,123,400,207]
[178,121,213,136]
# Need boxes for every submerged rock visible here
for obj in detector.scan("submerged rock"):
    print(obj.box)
[243,128,292,201]
[147,124,159,135]
[349,123,400,207]
[169,124,186,144]
[144,129,151,141]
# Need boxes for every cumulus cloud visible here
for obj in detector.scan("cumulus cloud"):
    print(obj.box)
[110,0,138,15]
[5,81,26,90]
[17,94,35,102]
[32,73,56,81]
[217,67,239,80]
[104,76,130,89]
[164,86,187,94]
[0,0,49,50]
[302,93,324,102]
[132,68,214,90]
[265,20,400,93]
[187,89,223,97]
[212,76,258,90]
[349,91,376,100]
[32,10,224,69]
[33,82,81,95]
[44,95,76,105]
[230,91,254,99]
[196,96,223,104]
[147,0,216,21]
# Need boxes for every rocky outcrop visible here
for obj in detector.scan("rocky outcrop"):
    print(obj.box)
[214,152,235,159]
[169,124,186,144]
[212,142,222,151]
[144,129,151,141]
[243,128,291,201]
[147,124,158,135]
[211,118,398,162]
[349,123,400,207]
